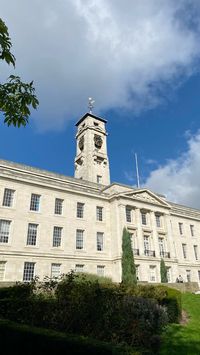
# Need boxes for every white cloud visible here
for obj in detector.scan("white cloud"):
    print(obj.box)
[145,131,200,208]
[1,0,200,130]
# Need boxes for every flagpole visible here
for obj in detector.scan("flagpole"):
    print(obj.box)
[135,153,140,188]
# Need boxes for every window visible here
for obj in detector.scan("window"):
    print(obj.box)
[144,236,149,255]
[167,267,171,282]
[155,214,161,228]
[178,222,183,235]
[97,265,105,276]
[198,270,200,282]
[126,206,132,223]
[141,211,147,225]
[76,229,84,250]
[23,262,35,282]
[2,188,15,207]
[97,232,104,251]
[0,261,6,281]
[27,224,38,246]
[77,202,84,218]
[0,220,11,243]
[75,264,84,273]
[182,244,187,259]
[158,237,165,257]
[97,175,102,183]
[149,266,156,282]
[30,194,40,211]
[53,226,62,247]
[186,270,191,282]
[129,233,134,248]
[96,206,103,221]
[54,198,63,215]
[194,245,198,260]
[51,263,61,278]
[136,265,140,281]
[190,225,194,237]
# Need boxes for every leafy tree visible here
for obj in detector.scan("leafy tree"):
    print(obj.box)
[0,18,39,127]
[121,227,137,286]
[160,258,168,283]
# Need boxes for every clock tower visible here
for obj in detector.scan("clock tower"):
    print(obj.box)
[74,112,110,185]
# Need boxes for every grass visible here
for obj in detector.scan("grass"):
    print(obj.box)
[160,292,200,355]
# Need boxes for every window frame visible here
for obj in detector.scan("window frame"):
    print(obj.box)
[0,261,6,281]
[178,222,183,235]
[52,226,62,247]
[76,202,84,218]
[26,223,38,246]
[182,243,187,259]
[23,262,35,282]
[30,193,41,212]
[97,232,104,251]
[0,220,11,244]
[96,206,103,221]
[76,229,84,250]
[155,214,161,228]
[194,245,198,260]
[54,198,63,215]
[141,211,147,225]
[2,188,15,207]
[75,264,84,273]
[126,206,132,223]
[51,263,61,278]
[190,225,194,237]
[97,265,105,276]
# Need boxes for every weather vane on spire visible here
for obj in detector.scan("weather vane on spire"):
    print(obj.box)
[88,97,95,114]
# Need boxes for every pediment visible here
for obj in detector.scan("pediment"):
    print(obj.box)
[123,189,171,208]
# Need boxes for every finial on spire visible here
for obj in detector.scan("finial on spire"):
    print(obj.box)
[88,97,95,114]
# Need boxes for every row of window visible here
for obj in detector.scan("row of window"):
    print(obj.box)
[126,206,163,227]
[0,261,105,282]
[0,220,105,251]
[1,219,199,260]
[1,189,104,221]
[182,243,199,260]
[178,222,195,237]
[131,232,199,261]
[126,207,198,238]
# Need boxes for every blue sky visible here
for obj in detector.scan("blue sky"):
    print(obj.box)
[1,1,200,208]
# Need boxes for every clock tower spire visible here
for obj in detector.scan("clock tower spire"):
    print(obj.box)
[74,111,110,185]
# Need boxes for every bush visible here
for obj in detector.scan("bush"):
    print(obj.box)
[55,273,167,351]
[74,272,113,285]
[159,286,182,323]
[128,284,167,301]
[128,284,182,323]
[0,273,168,353]
[0,282,33,299]
[0,319,134,355]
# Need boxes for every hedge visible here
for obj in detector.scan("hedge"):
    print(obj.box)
[0,319,136,355]
[159,286,182,323]
[127,284,182,323]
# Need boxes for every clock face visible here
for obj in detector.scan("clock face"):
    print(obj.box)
[94,134,103,149]
[79,136,84,151]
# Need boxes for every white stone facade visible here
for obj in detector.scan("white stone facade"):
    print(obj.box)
[0,112,200,284]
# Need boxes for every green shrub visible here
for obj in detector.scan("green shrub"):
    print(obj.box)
[128,284,167,301]
[0,319,135,355]
[0,282,33,299]
[55,273,167,351]
[126,284,182,324]
[74,272,113,285]
[0,273,168,353]
[159,286,182,323]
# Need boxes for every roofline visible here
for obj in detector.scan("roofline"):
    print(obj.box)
[75,112,107,126]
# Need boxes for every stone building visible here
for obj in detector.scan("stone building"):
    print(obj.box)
[0,112,200,284]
